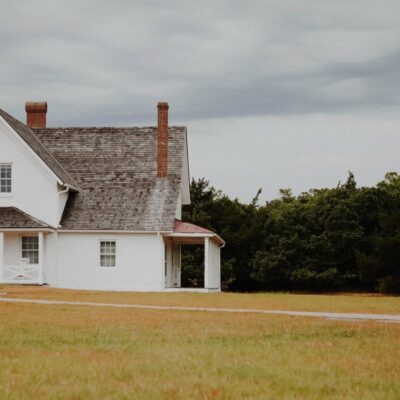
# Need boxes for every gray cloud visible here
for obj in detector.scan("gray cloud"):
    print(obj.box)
[1,0,399,123]
[0,1,399,200]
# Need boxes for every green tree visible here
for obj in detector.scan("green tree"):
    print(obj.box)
[183,173,400,293]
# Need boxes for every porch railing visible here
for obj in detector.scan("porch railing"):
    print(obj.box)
[1,264,42,284]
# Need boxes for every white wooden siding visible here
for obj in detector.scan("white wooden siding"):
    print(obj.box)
[0,118,62,227]
[54,233,164,291]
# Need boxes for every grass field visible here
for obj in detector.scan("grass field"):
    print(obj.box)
[1,286,400,399]
[1,285,400,314]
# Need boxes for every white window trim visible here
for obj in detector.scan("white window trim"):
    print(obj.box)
[0,163,13,197]
[98,239,117,268]
[20,235,39,265]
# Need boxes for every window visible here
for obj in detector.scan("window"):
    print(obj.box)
[100,241,116,267]
[21,236,39,264]
[0,164,12,193]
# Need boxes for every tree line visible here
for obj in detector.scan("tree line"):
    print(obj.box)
[182,172,400,293]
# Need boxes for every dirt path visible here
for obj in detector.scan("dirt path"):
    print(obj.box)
[1,297,400,323]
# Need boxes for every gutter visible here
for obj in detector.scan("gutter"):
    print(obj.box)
[0,228,55,232]
[58,184,71,195]
[58,183,79,194]
[58,229,172,234]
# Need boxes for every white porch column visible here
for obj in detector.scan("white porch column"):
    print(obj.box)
[204,239,222,291]
[204,237,210,289]
[38,232,44,285]
[0,232,4,283]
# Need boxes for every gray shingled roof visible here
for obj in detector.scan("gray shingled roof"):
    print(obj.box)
[34,127,186,231]
[0,108,79,190]
[0,207,53,229]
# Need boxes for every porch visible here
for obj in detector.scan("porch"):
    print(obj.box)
[0,231,46,285]
[163,220,225,291]
[0,207,54,285]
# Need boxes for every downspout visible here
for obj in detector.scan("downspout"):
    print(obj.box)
[57,184,72,229]
[158,231,167,290]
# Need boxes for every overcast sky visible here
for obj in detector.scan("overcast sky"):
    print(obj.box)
[1,1,399,202]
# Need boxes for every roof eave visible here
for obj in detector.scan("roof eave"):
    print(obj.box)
[165,232,225,246]
[0,227,55,232]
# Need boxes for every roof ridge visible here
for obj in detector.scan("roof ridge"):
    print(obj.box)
[33,126,186,130]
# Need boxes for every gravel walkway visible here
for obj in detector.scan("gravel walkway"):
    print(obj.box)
[1,297,399,323]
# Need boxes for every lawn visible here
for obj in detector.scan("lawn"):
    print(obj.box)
[0,287,399,399]
[1,285,400,314]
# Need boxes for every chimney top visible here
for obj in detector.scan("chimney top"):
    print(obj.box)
[157,102,169,110]
[25,101,47,128]
[25,101,47,113]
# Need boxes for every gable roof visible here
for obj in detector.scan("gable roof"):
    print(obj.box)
[34,127,186,231]
[0,207,54,229]
[0,108,79,190]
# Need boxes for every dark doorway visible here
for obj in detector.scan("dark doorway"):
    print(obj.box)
[181,244,204,288]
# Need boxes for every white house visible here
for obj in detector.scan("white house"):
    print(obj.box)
[0,102,224,291]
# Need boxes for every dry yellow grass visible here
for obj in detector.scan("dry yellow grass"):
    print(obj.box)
[0,287,399,399]
[1,285,399,314]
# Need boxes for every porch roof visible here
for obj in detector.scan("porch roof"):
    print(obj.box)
[169,219,225,246]
[0,207,54,230]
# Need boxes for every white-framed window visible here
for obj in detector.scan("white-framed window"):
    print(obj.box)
[100,240,116,267]
[0,164,12,194]
[21,236,39,264]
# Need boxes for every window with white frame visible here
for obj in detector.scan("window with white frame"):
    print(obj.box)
[100,240,116,267]
[0,164,12,193]
[21,236,39,264]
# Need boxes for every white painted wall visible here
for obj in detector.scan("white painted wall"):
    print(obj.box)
[3,232,22,265]
[53,233,164,291]
[1,231,221,290]
[44,232,57,284]
[0,118,62,227]
[0,232,3,273]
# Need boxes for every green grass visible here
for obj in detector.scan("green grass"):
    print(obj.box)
[0,287,399,399]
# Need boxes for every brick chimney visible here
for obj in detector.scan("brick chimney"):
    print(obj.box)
[157,102,169,178]
[25,101,47,128]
